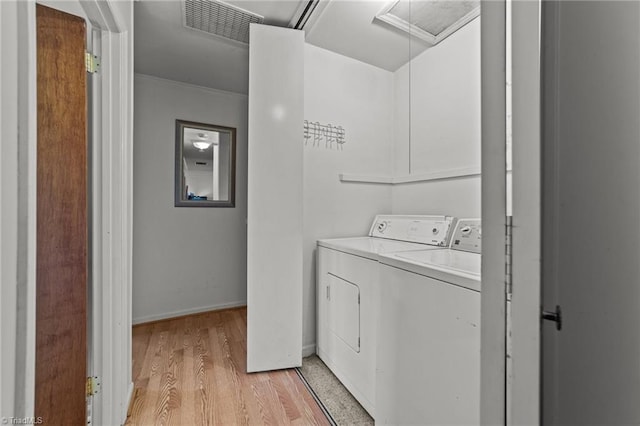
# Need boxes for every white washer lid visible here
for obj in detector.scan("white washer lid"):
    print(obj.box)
[318,237,443,260]
[379,249,481,292]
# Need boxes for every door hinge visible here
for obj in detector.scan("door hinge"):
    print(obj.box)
[505,215,513,299]
[85,52,100,74]
[86,376,101,397]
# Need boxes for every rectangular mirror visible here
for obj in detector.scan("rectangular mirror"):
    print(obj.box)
[175,119,236,207]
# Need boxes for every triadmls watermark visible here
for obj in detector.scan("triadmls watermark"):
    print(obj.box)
[1,417,43,425]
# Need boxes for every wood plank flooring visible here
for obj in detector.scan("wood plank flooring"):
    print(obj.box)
[125,307,330,426]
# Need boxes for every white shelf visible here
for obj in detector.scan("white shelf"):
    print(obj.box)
[338,174,394,184]
[339,167,482,185]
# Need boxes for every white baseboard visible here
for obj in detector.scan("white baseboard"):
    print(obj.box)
[302,343,316,358]
[122,381,134,425]
[132,300,247,325]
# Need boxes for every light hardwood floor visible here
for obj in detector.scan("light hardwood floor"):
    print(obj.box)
[125,307,330,426]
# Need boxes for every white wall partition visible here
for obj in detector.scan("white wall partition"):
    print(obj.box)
[247,24,304,372]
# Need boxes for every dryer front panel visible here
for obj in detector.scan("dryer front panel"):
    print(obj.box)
[328,274,360,353]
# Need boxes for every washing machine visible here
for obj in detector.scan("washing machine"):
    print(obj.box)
[376,218,481,425]
[316,215,456,417]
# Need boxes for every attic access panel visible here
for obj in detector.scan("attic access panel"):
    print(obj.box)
[376,0,479,45]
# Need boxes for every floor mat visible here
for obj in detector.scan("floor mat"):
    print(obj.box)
[296,355,374,426]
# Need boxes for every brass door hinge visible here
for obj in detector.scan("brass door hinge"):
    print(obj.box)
[86,376,101,397]
[85,52,100,74]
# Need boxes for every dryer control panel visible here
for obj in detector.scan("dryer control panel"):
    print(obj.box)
[368,215,455,247]
[450,219,481,253]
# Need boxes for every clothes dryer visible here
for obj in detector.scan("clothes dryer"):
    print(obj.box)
[316,215,456,416]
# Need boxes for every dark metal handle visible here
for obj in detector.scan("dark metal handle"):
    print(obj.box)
[542,305,562,330]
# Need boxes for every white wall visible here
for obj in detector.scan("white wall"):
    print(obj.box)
[392,177,481,218]
[392,18,481,218]
[411,19,481,174]
[133,74,248,323]
[1,2,22,418]
[303,44,394,353]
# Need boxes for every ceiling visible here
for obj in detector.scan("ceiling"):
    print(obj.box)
[134,0,431,94]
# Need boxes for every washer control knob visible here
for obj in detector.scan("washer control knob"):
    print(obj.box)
[432,227,439,235]
[461,226,472,235]
[377,222,388,233]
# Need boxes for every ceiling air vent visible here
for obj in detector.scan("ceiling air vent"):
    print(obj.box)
[183,0,264,44]
[376,0,479,46]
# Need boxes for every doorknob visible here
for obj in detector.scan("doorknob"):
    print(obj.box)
[542,305,562,330]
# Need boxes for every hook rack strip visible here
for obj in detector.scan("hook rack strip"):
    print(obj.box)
[303,120,346,149]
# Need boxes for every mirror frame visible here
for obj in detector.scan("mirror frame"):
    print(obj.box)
[175,119,237,208]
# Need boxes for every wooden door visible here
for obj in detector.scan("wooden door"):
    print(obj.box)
[35,5,87,424]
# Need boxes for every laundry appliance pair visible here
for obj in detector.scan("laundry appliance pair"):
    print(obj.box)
[316,215,481,424]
